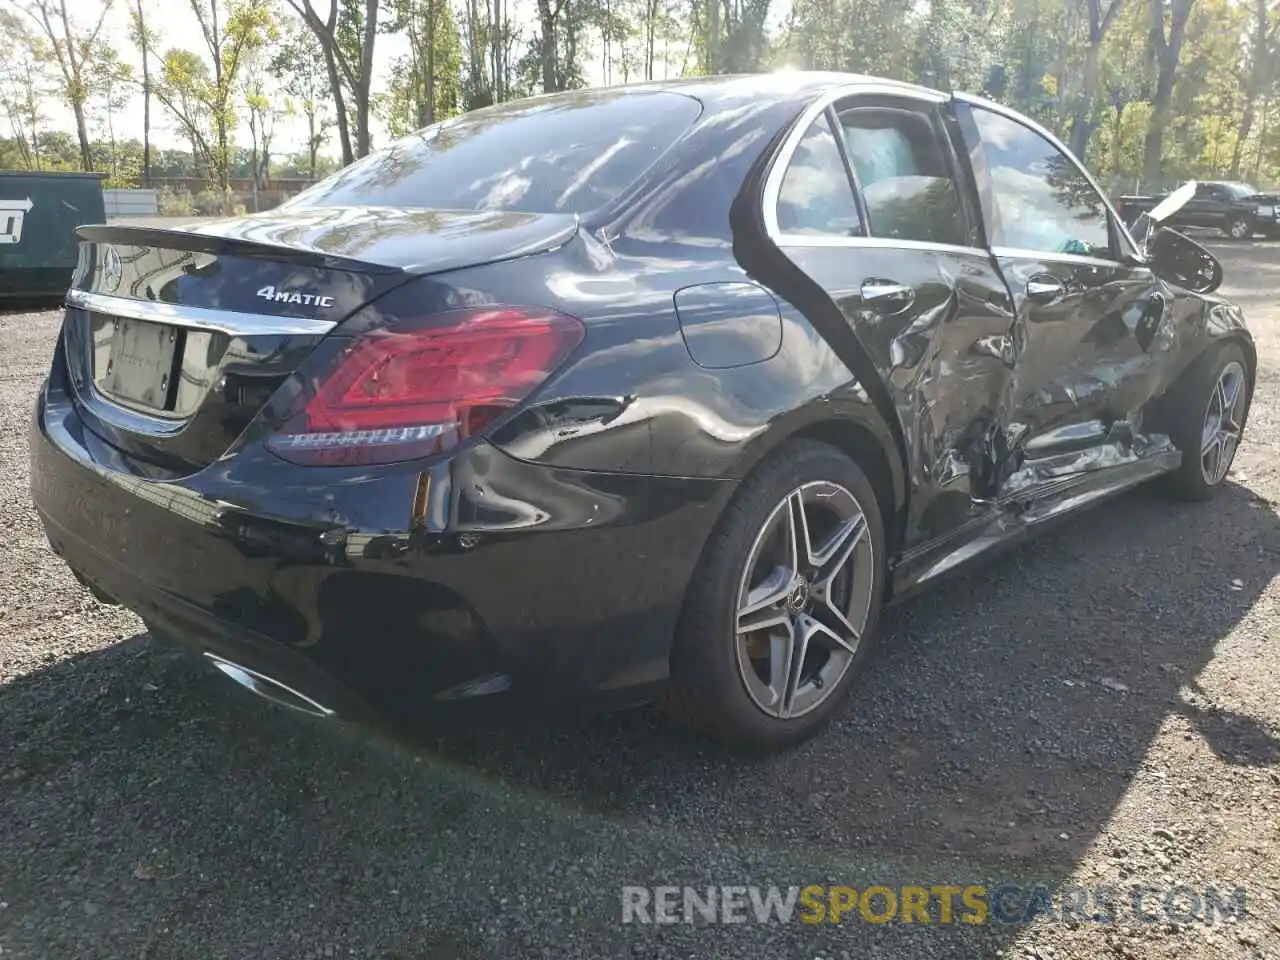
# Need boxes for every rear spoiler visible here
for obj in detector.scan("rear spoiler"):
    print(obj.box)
[76,223,405,276]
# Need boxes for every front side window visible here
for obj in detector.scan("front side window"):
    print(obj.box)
[836,105,966,247]
[970,107,1113,259]
[281,90,701,217]
[775,113,863,237]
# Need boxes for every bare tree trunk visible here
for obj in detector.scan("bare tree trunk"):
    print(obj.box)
[285,0,356,164]
[1229,0,1276,177]
[1068,0,1124,161]
[134,0,152,184]
[706,0,719,73]
[307,110,318,179]
[354,0,378,157]
[1142,0,1196,187]
[1250,97,1269,181]
[537,0,559,92]
[424,0,437,126]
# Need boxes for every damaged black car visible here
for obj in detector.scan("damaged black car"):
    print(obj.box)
[30,73,1254,751]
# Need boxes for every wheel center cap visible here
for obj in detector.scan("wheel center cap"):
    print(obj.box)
[786,578,810,613]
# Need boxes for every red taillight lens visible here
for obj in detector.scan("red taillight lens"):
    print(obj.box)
[266,306,585,466]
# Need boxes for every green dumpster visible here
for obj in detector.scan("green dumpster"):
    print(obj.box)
[0,171,106,301]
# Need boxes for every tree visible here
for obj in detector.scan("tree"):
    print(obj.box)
[1142,0,1198,186]
[0,10,49,169]
[1230,0,1279,177]
[270,22,334,179]
[129,0,160,185]
[459,0,519,107]
[86,46,135,186]
[1067,0,1128,159]
[536,0,569,91]
[283,0,380,161]
[154,0,276,207]
[382,0,464,133]
[17,0,116,170]
[242,51,282,204]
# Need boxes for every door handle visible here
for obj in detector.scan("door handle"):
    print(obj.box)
[1026,275,1067,304]
[860,279,915,313]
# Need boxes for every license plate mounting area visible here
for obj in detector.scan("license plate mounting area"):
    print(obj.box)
[99,317,181,412]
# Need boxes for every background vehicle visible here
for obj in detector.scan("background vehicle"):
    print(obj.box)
[1117,180,1280,239]
[30,74,1255,752]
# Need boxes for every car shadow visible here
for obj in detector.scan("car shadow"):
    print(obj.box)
[1,480,1277,957]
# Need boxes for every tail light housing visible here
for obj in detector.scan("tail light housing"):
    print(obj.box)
[266,305,585,466]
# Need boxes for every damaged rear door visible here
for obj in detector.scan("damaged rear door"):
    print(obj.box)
[949,95,1181,514]
[767,88,1019,587]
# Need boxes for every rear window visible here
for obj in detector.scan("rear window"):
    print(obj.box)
[282,90,702,217]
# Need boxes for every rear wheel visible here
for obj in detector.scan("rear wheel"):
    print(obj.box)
[1160,343,1251,501]
[664,441,886,750]
[1224,215,1253,240]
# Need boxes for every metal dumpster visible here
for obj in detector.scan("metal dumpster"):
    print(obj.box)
[0,171,106,301]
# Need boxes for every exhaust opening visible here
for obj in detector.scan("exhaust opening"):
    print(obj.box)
[203,652,336,718]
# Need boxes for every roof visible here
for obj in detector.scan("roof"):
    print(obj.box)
[500,71,949,114]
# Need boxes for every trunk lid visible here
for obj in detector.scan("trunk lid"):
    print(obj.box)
[63,207,579,477]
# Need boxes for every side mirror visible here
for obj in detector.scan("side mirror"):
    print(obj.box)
[1146,226,1223,294]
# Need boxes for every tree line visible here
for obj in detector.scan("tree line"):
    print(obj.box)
[0,0,1276,208]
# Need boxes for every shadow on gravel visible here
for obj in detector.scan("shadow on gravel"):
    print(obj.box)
[1,480,1278,958]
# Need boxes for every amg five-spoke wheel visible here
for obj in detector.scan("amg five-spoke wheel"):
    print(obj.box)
[1200,360,1247,485]
[1163,342,1252,501]
[665,441,886,750]
[734,482,874,719]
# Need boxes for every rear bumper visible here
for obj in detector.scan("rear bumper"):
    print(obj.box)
[30,377,734,722]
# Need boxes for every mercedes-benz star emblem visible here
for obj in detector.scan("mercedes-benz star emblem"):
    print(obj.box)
[102,246,122,291]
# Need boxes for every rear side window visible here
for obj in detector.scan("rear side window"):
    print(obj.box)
[282,91,702,216]
[836,106,967,247]
[775,113,864,237]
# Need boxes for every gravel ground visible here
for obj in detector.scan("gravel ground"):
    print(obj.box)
[2,243,1279,959]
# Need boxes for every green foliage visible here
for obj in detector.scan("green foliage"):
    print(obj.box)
[382,0,466,136]
[153,0,277,206]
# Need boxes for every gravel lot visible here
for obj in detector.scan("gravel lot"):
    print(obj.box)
[2,242,1279,959]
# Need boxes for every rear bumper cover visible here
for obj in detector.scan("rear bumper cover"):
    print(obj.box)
[30,377,733,720]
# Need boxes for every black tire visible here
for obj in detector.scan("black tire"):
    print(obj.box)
[663,440,887,751]
[1159,342,1252,501]
[1224,215,1253,240]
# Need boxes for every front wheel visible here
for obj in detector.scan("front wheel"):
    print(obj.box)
[1224,215,1253,240]
[664,441,886,751]
[1160,343,1252,501]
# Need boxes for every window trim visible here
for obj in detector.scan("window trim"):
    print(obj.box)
[953,92,1144,265]
[761,81,991,256]
[774,109,867,239]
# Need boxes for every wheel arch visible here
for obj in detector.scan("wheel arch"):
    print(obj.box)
[727,409,907,560]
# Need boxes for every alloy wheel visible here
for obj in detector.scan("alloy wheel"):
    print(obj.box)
[1200,360,1247,485]
[733,480,875,719]
[1229,217,1251,239]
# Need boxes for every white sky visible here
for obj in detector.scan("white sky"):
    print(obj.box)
[51,0,782,159]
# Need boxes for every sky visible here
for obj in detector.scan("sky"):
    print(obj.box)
[49,0,754,160]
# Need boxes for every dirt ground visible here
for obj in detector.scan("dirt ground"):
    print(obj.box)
[0,241,1278,959]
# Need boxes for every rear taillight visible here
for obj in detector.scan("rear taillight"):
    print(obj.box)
[266,306,585,466]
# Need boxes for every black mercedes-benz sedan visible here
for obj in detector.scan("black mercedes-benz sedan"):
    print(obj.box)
[30,72,1254,750]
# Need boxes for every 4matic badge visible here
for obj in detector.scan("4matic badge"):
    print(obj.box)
[256,285,336,309]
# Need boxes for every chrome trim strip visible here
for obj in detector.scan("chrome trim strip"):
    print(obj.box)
[80,382,189,433]
[66,289,338,336]
[203,653,336,718]
[761,79,949,241]
[774,234,990,258]
[951,92,1147,261]
[990,245,1149,271]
